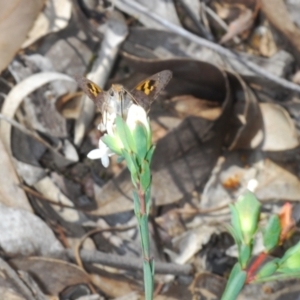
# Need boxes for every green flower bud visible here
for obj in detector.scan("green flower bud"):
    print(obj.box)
[235,191,261,245]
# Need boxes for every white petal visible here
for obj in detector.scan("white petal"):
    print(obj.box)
[101,155,110,168]
[126,104,149,132]
[88,138,115,167]
[98,138,107,149]
[87,149,103,159]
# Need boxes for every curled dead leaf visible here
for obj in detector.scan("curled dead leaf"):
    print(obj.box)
[0,0,44,72]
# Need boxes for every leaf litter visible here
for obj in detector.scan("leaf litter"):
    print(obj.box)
[0,0,300,299]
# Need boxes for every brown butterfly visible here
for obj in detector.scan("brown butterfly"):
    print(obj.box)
[75,70,172,119]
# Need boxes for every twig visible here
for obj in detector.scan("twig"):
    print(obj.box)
[177,0,214,41]
[0,257,35,300]
[18,271,48,300]
[199,1,211,36]
[204,5,241,44]
[116,0,300,94]
[65,249,193,276]
[74,225,136,269]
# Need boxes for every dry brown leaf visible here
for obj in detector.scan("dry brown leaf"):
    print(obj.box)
[258,103,299,151]
[33,176,80,222]
[261,0,300,61]
[0,139,31,211]
[0,288,25,300]
[255,159,300,201]
[0,72,74,153]
[0,0,45,73]
[10,257,91,296]
[250,23,278,57]
[90,273,139,298]
[189,272,226,299]
[227,76,263,150]
[22,0,72,48]
[56,92,83,119]
[113,293,139,300]
[220,8,254,44]
[0,72,78,167]
[171,95,222,120]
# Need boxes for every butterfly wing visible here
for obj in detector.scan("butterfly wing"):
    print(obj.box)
[130,70,172,111]
[75,76,105,111]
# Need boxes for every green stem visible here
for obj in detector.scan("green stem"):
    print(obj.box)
[246,252,267,283]
[136,183,154,300]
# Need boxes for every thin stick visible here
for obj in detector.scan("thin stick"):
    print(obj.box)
[65,248,193,276]
[177,0,214,41]
[204,5,241,44]
[74,225,136,269]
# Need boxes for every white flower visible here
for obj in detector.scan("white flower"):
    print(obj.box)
[126,104,150,133]
[88,104,151,168]
[87,137,114,168]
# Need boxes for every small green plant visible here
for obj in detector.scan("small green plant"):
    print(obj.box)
[222,191,299,300]
[88,104,155,300]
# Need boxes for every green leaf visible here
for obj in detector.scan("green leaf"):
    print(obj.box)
[225,224,241,246]
[278,240,300,268]
[102,134,122,155]
[229,204,243,244]
[122,150,138,176]
[254,259,279,281]
[131,173,138,188]
[133,123,148,160]
[115,116,135,152]
[145,186,152,215]
[254,272,300,283]
[221,263,247,300]
[133,190,141,217]
[227,262,242,285]
[263,215,281,252]
[140,214,150,258]
[140,160,151,192]
[116,156,125,163]
[277,267,300,274]
[239,244,252,269]
[121,150,139,187]
[146,145,155,164]
[151,258,155,276]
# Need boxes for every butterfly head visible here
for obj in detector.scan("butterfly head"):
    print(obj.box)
[108,84,124,102]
